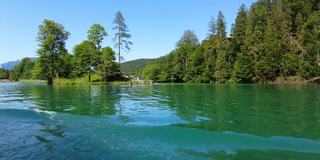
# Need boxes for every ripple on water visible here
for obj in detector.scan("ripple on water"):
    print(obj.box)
[1,83,320,159]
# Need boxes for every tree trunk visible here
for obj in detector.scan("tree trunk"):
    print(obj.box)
[89,74,91,82]
[48,77,53,85]
[118,27,121,64]
[48,57,54,85]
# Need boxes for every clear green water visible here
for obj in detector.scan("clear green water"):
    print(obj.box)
[1,83,320,160]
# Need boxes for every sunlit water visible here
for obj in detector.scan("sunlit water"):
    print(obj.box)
[0,82,320,160]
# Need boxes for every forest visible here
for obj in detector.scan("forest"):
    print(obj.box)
[5,0,320,84]
[142,0,320,83]
[7,11,131,84]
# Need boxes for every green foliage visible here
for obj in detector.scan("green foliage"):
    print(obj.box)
[87,24,107,49]
[9,58,34,81]
[0,68,10,79]
[36,19,70,85]
[280,54,299,77]
[214,52,231,83]
[232,4,248,51]
[4,13,130,84]
[73,40,99,81]
[232,53,255,83]
[54,75,101,85]
[176,30,199,47]
[213,12,231,83]
[217,11,227,38]
[32,58,46,80]
[97,47,120,81]
[6,3,320,84]
[59,53,73,78]
[299,61,318,79]
[142,63,161,82]
[143,1,320,84]
[208,17,216,36]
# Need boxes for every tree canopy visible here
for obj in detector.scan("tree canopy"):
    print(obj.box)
[176,30,199,47]
[10,16,127,83]
[6,2,320,84]
[143,1,320,83]
[87,24,108,49]
[36,19,70,85]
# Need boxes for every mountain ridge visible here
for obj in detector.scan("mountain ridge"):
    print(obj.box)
[120,58,156,76]
[1,58,36,70]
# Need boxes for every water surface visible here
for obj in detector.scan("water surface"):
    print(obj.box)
[0,83,320,159]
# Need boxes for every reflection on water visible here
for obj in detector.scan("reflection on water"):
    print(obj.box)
[0,83,320,159]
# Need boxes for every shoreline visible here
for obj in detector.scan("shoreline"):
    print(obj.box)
[0,79,11,83]
[1,76,319,85]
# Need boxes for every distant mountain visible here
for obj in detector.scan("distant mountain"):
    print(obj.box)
[120,58,156,76]
[1,58,36,70]
[0,60,20,70]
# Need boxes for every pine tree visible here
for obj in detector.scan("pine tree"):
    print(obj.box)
[214,50,231,83]
[232,53,255,83]
[113,11,132,64]
[300,9,320,78]
[214,11,231,83]
[202,38,218,82]
[216,11,227,38]
[264,0,291,80]
[176,30,199,47]
[208,17,217,37]
[233,4,248,51]
[244,2,269,82]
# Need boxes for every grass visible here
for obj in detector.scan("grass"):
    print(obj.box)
[53,78,149,86]
[14,77,148,86]
[16,74,151,85]
[53,78,132,86]
[19,79,46,83]
[53,74,147,86]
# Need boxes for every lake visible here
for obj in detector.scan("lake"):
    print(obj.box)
[0,82,320,160]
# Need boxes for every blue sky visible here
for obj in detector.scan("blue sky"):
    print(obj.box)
[0,0,256,64]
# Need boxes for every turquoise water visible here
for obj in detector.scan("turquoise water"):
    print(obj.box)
[0,82,320,159]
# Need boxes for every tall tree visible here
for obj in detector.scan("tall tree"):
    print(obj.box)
[202,38,218,82]
[233,4,248,50]
[176,30,199,47]
[264,0,291,79]
[299,9,320,78]
[214,50,231,83]
[87,24,107,50]
[244,2,269,82]
[73,41,99,82]
[141,1,320,84]
[208,17,217,37]
[217,11,227,38]
[231,4,253,83]
[37,19,70,85]
[113,11,132,64]
[214,11,231,83]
